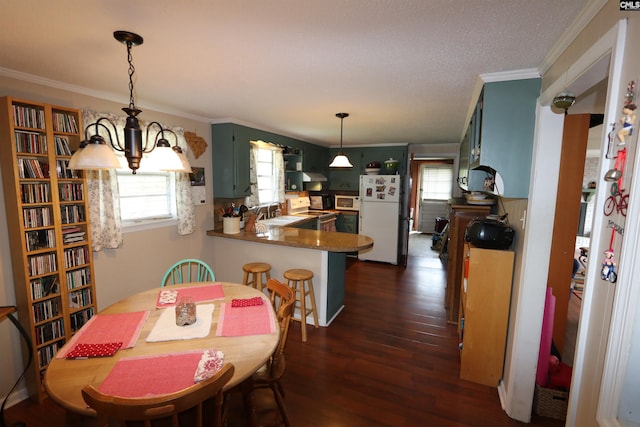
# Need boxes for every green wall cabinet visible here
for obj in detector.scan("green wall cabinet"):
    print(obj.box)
[212,123,251,198]
[328,146,408,191]
[461,78,541,198]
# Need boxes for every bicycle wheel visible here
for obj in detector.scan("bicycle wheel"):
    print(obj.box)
[609,271,618,283]
[619,194,629,217]
[604,196,616,216]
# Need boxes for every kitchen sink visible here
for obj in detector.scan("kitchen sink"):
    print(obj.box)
[258,215,307,226]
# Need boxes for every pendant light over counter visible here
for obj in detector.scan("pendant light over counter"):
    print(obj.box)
[68,31,191,174]
[329,112,353,168]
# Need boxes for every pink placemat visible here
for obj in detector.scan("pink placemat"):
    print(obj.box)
[57,311,149,358]
[98,350,204,398]
[215,302,276,337]
[156,283,225,308]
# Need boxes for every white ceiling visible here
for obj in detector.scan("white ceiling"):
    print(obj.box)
[0,0,594,148]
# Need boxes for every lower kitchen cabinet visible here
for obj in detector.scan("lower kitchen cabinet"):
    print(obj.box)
[336,212,358,233]
[458,243,514,387]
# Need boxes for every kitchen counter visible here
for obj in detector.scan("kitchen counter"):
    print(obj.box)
[206,226,373,252]
[207,225,373,327]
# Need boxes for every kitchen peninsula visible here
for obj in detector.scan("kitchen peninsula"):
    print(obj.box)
[207,226,373,326]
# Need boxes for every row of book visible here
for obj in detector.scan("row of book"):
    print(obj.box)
[68,288,92,309]
[58,183,84,202]
[54,135,72,156]
[25,229,56,252]
[33,297,61,323]
[18,157,49,179]
[60,205,85,224]
[52,111,79,134]
[38,340,64,369]
[70,307,94,333]
[66,267,91,290]
[30,275,59,300]
[64,246,89,268]
[62,226,86,244]
[35,318,64,346]
[15,130,47,154]
[20,182,50,204]
[28,252,57,277]
[56,159,79,179]
[23,207,53,229]
[13,104,46,129]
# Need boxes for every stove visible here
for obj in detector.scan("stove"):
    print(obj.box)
[287,197,337,231]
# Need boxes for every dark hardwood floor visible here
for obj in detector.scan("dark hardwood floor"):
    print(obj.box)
[3,242,565,426]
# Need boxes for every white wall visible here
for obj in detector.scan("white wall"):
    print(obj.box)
[0,75,215,405]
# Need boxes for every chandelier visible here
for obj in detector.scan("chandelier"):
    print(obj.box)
[69,31,191,174]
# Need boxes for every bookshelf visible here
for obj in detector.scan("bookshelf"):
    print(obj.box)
[0,96,97,401]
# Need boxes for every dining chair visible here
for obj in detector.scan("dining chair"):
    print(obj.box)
[223,278,295,427]
[81,363,234,427]
[161,259,215,287]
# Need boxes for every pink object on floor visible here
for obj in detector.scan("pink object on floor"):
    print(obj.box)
[536,287,556,386]
[155,283,225,308]
[98,350,205,398]
[216,302,276,337]
[57,311,149,358]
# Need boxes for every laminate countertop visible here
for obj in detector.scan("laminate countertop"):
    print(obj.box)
[206,226,373,253]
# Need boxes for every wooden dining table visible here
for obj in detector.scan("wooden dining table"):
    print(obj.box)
[44,282,278,424]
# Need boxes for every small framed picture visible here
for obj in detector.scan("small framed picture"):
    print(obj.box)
[189,167,205,186]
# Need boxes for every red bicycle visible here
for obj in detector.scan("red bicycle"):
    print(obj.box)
[604,185,628,216]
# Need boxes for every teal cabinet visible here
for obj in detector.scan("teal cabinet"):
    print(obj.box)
[336,213,358,234]
[284,151,304,191]
[212,123,251,198]
[463,78,541,198]
[328,146,408,191]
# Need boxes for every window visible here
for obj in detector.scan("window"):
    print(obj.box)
[420,163,453,200]
[117,170,176,222]
[255,147,278,204]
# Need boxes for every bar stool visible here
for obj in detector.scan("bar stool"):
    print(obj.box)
[242,262,272,292]
[283,268,318,342]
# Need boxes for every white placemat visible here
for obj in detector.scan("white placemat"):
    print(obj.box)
[146,304,214,342]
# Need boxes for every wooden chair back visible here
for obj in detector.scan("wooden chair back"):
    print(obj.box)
[82,363,234,427]
[161,259,215,287]
[266,279,295,378]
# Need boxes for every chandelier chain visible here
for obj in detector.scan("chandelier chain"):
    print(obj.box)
[126,41,136,110]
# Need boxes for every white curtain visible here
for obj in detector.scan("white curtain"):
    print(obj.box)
[245,141,285,207]
[82,109,195,251]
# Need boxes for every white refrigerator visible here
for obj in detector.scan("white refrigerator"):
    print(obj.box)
[358,175,401,264]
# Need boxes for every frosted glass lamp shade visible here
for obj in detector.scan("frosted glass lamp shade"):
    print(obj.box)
[68,143,120,170]
[145,145,184,171]
[329,153,353,168]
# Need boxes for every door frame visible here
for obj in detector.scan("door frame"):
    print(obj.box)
[499,19,629,424]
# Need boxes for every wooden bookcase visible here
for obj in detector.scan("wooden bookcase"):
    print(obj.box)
[458,243,514,387]
[0,96,97,401]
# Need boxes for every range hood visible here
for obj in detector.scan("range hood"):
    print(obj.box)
[302,172,327,182]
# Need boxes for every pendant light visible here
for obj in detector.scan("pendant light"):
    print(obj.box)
[329,112,353,168]
[69,31,191,174]
[553,91,576,115]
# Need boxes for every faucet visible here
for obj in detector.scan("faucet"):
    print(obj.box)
[268,202,281,218]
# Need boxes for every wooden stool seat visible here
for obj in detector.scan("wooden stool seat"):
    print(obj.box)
[283,268,318,342]
[242,262,272,292]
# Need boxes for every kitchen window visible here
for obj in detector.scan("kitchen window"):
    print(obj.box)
[247,141,285,206]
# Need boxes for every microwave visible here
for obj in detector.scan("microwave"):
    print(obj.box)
[309,194,334,210]
[334,195,360,211]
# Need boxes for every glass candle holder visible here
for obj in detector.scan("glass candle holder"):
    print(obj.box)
[175,296,196,326]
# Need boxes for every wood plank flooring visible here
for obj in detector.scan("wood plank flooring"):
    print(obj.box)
[3,245,565,426]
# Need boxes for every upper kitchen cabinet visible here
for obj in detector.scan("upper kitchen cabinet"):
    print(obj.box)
[328,146,407,191]
[212,122,331,198]
[212,123,251,198]
[464,78,541,198]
